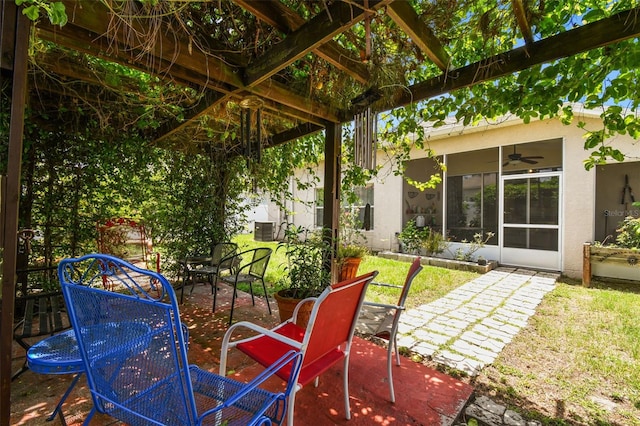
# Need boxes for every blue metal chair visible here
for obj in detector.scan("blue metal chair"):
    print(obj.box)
[58,253,302,426]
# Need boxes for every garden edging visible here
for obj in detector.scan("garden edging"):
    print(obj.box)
[377,251,498,274]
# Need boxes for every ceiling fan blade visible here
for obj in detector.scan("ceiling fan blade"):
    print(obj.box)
[502,161,510,167]
[522,156,544,160]
[521,158,538,164]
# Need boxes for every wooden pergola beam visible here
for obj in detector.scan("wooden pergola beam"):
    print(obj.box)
[245,1,372,86]
[47,1,338,125]
[56,1,243,88]
[234,0,370,84]
[36,24,233,94]
[248,79,340,123]
[267,122,324,148]
[386,1,450,71]
[378,7,640,112]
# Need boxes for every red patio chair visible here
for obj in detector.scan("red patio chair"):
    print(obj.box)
[356,256,423,402]
[96,218,160,273]
[220,270,378,426]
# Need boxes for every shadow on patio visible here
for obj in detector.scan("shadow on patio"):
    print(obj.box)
[10,278,473,425]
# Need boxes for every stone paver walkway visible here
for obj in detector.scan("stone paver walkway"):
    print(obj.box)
[398,267,559,375]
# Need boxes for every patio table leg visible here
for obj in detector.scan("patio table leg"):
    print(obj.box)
[46,372,83,423]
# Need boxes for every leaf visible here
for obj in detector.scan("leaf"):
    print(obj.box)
[583,9,605,22]
[22,5,40,21]
[50,2,67,26]
[583,130,603,149]
[611,149,625,162]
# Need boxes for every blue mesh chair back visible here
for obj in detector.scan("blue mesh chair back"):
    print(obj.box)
[59,253,301,425]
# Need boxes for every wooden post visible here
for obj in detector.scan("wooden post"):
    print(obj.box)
[582,242,591,287]
[323,122,341,283]
[0,2,30,423]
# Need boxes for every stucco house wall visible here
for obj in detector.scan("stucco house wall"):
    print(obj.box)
[276,107,639,279]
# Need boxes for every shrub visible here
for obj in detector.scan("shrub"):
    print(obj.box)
[615,216,640,249]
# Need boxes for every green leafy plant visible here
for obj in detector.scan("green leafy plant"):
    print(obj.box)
[423,229,445,256]
[337,243,369,259]
[337,210,369,260]
[399,220,429,255]
[16,0,67,26]
[275,224,330,299]
[615,216,640,249]
[445,231,495,262]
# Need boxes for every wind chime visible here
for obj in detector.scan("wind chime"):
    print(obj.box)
[239,95,264,167]
[239,95,264,192]
[353,105,377,170]
[352,0,378,171]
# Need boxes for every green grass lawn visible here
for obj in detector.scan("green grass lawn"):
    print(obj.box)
[233,233,479,306]
[475,278,640,426]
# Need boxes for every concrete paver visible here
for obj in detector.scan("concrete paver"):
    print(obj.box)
[398,267,559,375]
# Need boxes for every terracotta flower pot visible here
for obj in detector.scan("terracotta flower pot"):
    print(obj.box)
[274,290,314,329]
[339,257,362,281]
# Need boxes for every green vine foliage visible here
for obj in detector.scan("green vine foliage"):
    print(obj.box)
[0,51,252,273]
[275,224,330,299]
[377,1,640,173]
[4,0,640,272]
[15,0,67,26]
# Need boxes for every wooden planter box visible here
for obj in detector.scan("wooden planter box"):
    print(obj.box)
[583,243,640,286]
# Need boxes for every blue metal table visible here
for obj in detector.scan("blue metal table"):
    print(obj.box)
[26,329,83,422]
[26,321,188,422]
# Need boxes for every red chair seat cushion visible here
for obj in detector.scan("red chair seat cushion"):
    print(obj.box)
[237,322,345,387]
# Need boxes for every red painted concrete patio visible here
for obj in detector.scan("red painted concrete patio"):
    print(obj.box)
[10,280,473,425]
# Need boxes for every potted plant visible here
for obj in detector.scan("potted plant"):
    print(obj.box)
[273,225,331,326]
[336,211,369,280]
[337,243,369,281]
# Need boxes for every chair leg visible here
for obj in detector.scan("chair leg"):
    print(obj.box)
[46,372,83,422]
[180,273,187,304]
[286,388,297,426]
[387,339,396,403]
[189,274,199,295]
[11,361,29,381]
[342,355,351,420]
[261,279,272,315]
[211,274,218,313]
[228,281,238,326]
[248,281,255,306]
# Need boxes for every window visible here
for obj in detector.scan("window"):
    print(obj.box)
[350,185,374,230]
[315,188,324,227]
[314,185,374,230]
[446,173,497,243]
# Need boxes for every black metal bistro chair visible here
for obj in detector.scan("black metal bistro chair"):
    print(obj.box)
[219,247,273,325]
[180,241,238,305]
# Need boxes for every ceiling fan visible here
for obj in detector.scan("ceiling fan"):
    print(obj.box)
[503,146,544,166]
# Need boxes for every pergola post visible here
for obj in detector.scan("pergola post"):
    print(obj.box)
[0,1,30,422]
[322,122,342,283]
